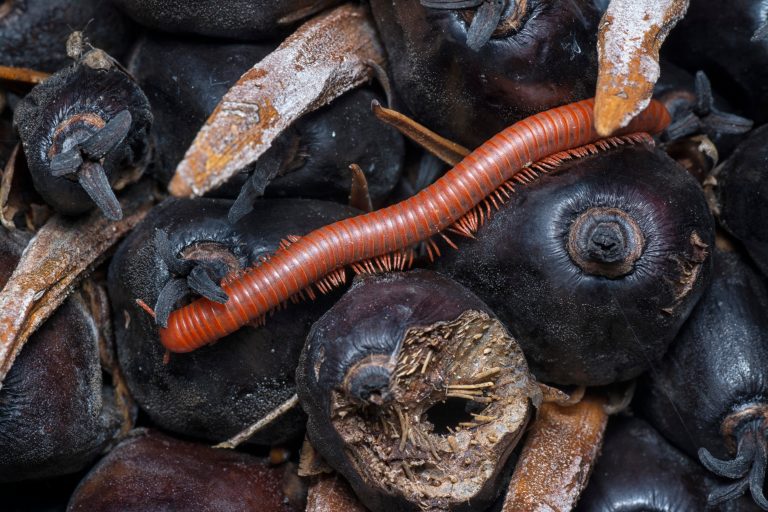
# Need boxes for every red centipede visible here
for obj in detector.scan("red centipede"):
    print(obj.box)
[159,98,671,353]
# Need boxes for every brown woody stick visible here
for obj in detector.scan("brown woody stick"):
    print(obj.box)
[502,395,608,511]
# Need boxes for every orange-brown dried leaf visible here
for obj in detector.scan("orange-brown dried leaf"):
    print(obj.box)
[594,0,689,136]
[502,395,608,512]
[0,182,156,388]
[306,474,367,512]
[169,4,385,197]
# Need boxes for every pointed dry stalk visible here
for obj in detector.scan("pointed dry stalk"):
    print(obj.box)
[169,3,385,197]
[502,395,608,511]
[0,182,155,389]
[594,0,689,136]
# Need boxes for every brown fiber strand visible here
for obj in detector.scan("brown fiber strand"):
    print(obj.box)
[159,98,670,352]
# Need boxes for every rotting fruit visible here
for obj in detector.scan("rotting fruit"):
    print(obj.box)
[297,270,541,512]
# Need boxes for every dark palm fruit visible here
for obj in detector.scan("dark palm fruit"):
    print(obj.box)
[576,417,759,512]
[0,0,133,72]
[13,47,152,221]
[368,0,600,148]
[67,429,300,512]
[435,145,714,386]
[0,229,120,481]
[663,0,768,124]
[717,125,768,277]
[108,197,358,444]
[127,35,277,185]
[297,270,540,512]
[111,0,341,41]
[638,245,768,510]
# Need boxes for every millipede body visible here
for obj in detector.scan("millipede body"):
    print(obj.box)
[160,98,671,353]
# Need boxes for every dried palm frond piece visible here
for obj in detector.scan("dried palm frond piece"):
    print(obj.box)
[0,182,155,389]
[595,0,689,136]
[169,4,385,197]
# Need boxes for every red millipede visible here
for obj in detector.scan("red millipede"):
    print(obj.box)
[159,98,671,353]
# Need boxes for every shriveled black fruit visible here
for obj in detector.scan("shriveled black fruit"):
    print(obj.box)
[0,0,133,72]
[436,145,714,385]
[298,270,540,512]
[0,229,120,482]
[127,35,276,185]
[717,125,768,277]
[13,45,152,221]
[576,417,759,511]
[111,0,341,40]
[368,0,600,148]
[663,0,768,124]
[638,245,768,510]
[108,197,359,444]
[67,429,300,512]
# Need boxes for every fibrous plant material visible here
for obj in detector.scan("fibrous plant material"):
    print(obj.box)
[168,4,385,197]
[595,0,689,136]
[0,182,154,389]
[502,396,608,511]
[298,271,541,511]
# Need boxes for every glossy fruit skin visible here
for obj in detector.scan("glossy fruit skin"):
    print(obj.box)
[111,0,341,40]
[13,59,152,217]
[108,197,358,444]
[0,229,119,482]
[0,0,133,72]
[297,270,526,512]
[435,145,714,386]
[67,429,299,512]
[576,417,758,512]
[717,125,768,278]
[639,247,768,464]
[663,0,768,124]
[368,0,600,148]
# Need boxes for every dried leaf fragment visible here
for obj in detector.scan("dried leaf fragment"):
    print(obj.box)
[169,4,385,197]
[594,0,689,136]
[502,395,608,511]
[306,474,367,512]
[0,182,155,389]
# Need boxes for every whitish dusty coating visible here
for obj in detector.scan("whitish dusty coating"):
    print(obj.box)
[169,4,385,196]
[595,0,689,135]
